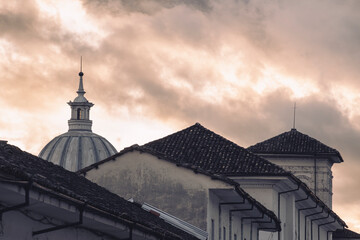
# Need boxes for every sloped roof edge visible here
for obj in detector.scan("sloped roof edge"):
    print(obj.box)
[142,145,347,229]
[78,123,346,229]
[78,144,281,231]
[0,143,199,240]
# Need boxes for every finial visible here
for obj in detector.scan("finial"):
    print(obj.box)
[292,102,296,130]
[77,56,85,94]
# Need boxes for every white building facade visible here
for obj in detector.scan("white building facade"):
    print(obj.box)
[231,175,344,240]
[247,128,343,209]
[80,123,347,240]
[81,148,281,240]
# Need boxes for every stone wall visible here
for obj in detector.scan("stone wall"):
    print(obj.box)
[86,150,231,230]
[261,156,333,208]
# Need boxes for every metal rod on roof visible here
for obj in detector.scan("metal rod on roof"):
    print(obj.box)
[293,102,297,129]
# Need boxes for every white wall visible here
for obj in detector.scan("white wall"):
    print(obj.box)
[208,191,265,240]
[86,150,270,239]
[86,150,233,230]
[235,181,281,240]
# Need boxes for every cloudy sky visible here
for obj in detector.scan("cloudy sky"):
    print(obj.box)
[1,0,360,232]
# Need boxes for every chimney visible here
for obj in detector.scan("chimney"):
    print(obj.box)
[0,140,8,146]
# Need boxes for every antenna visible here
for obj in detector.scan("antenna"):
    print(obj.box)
[292,102,296,130]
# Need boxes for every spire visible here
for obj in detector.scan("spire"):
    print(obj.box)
[77,56,85,95]
[67,57,94,132]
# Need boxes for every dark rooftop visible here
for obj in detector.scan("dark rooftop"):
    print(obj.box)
[143,123,288,176]
[140,123,345,228]
[247,128,343,162]
[0,142,199,240]
[333,229,360,238]
[79,123,346,229]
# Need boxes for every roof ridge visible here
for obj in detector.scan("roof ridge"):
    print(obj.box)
[140,124,345,227]
[247,129,343,162]
[144,122,205,145]
[133,144,281,228]
[78,123,346,229]
[143,122,287,176]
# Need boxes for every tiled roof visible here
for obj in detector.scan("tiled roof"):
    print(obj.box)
[79,124,283,230]
[333,229,360,238]
[78,123,346,229]
[0,142,199,240]
[247,128,343,162]
[142,123,288,176]
[140,123,345,228]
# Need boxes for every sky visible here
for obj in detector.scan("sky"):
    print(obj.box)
[1,0,360,232]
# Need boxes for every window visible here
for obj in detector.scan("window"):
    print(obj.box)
[234,234,237,240]
[77,108,82,120]
[223,227,226,240]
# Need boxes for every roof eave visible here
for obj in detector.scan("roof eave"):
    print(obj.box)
[77,144,141,175]
[249,151,344,163]
[227,171,347,229]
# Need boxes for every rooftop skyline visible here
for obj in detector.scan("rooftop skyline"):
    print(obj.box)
[1,0,360,232]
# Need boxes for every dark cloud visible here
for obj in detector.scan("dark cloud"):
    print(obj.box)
[0,2,38,37]
[263,0,360,86]
[2,0,360,230]
[82,0,212,15]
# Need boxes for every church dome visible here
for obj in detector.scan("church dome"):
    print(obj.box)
[39,64,117,171]
[39,131,117,172]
